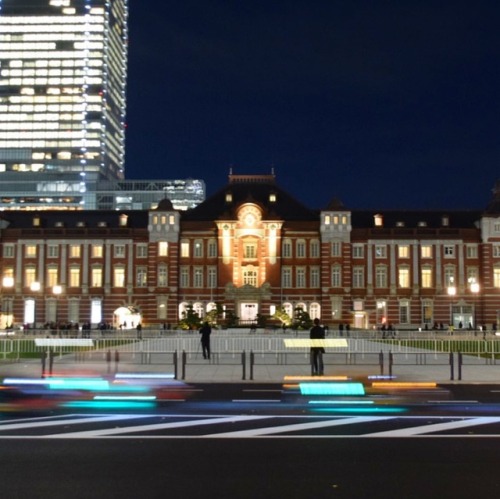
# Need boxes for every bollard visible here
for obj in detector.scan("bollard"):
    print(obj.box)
[242,350,246,380]
[389,350,393,378]
[250,350,254,380]
[173,350,178,379]
[458,352,462,381]
[379,350,384,375]
[449,352,454,380]
[182,350,186,380]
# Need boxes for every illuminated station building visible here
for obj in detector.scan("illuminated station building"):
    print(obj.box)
[1,172,500,332]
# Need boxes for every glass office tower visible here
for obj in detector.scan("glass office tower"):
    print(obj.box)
[0,0,128,182]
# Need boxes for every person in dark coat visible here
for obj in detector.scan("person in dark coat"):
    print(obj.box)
[199,321,212,359]
[310,318,325,375]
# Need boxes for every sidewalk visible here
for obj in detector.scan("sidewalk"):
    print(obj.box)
[1,348,500,384]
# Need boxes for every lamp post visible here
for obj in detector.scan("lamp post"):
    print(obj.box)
[447,277,456,334]
[468,278,480,336]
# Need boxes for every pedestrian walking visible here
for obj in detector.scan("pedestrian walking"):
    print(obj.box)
[49,349,55,376]
[310,318,325,376]
[114,350,120,372]
[199,321,212,360]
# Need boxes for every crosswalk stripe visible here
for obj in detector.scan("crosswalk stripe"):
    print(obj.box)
[363,417,500,437]
[203,416,397,438]
[45,415,273,438]
[0,414,150,431]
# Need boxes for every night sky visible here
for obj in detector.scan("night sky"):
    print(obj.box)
[124,0,500,211]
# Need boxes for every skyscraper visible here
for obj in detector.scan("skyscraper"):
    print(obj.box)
[0,0,128,183]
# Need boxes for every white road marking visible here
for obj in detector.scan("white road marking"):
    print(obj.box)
[203,416,396,437]
[45,415,273,438]
[364,417,500,437]
[0,414,150,431]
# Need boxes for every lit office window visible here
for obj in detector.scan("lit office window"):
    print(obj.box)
[69,267,80,287]
[158,242,168,256]
[91,267,103,287]
[114,267,125,287]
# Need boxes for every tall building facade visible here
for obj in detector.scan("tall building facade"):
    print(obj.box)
[1,173,500,333]
[0,0,128,182]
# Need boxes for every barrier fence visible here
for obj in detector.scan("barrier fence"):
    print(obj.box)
[2,335,500,381]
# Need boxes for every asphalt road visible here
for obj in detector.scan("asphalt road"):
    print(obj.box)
[2,383,500,498]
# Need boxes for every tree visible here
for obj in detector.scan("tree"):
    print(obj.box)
[291,306,312,330]
[205,303,224,327]
[273,306,292,326]
[178,304,202,331]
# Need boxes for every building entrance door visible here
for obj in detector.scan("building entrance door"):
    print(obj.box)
[240,302,258,322]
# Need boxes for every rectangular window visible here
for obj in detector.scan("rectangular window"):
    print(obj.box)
[296,241,306,258]
[91,267,103,287]
[158,265,168,287]
[444,268,455,287]
[375,266,387,288]
[310,267,320,288]
[180,267,189,287]
[421,267,432,288]
[181,241,190,258]
[282,240,292,258]
[422,300,433,325]
[493,245,500,258]
[69,244,81,258]
[282,267,292,288]
[114,245,125,258]
[331,265,341,287]
[47,267,58,287]
[399,301,410,324]
[137,244,148,258]
[398,245,409,258]
[466,245,478,259]
[244,243,257,259]
[136,267,147,287]
[375,245,387,258]
[353,245,364,258]
[331,241,341,257]
[193,241,203,258]
[193,267,203,288]
[421,245,432,258]
[243,268,258,286]
[25,244,37,258]
[48,245,59,258]
[296,268,306,287]
[494,268,500,288]
[3,244,14,258]
[69,267,80,287]
[310,240,320,258]
[208,240,217,258]
[444,245,455,258]
[158,241,168,257]
[353,267,364,288]
[114,267,125,287]
[398,268,410,288]
[208,267,217,288]
[25,267,36,288]
[92,245,103,258]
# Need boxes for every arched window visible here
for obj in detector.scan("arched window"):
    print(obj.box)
[309,302,321,320]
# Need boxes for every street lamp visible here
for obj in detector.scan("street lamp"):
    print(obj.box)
[468,278,480,335]
[447,277,456,333]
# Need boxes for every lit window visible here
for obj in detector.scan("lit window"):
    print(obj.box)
[421,267,432,288]
[25,245,37,258]
[398,268,410,288]
[69,267,80,287]
[91,267,103,287]
[421,245,432,258]
[181,241,190,258]
[398,245,409,258]
[92,245,103,258]
[158,242,168,256]
[69,244,81,258]
[114,267,125,287]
